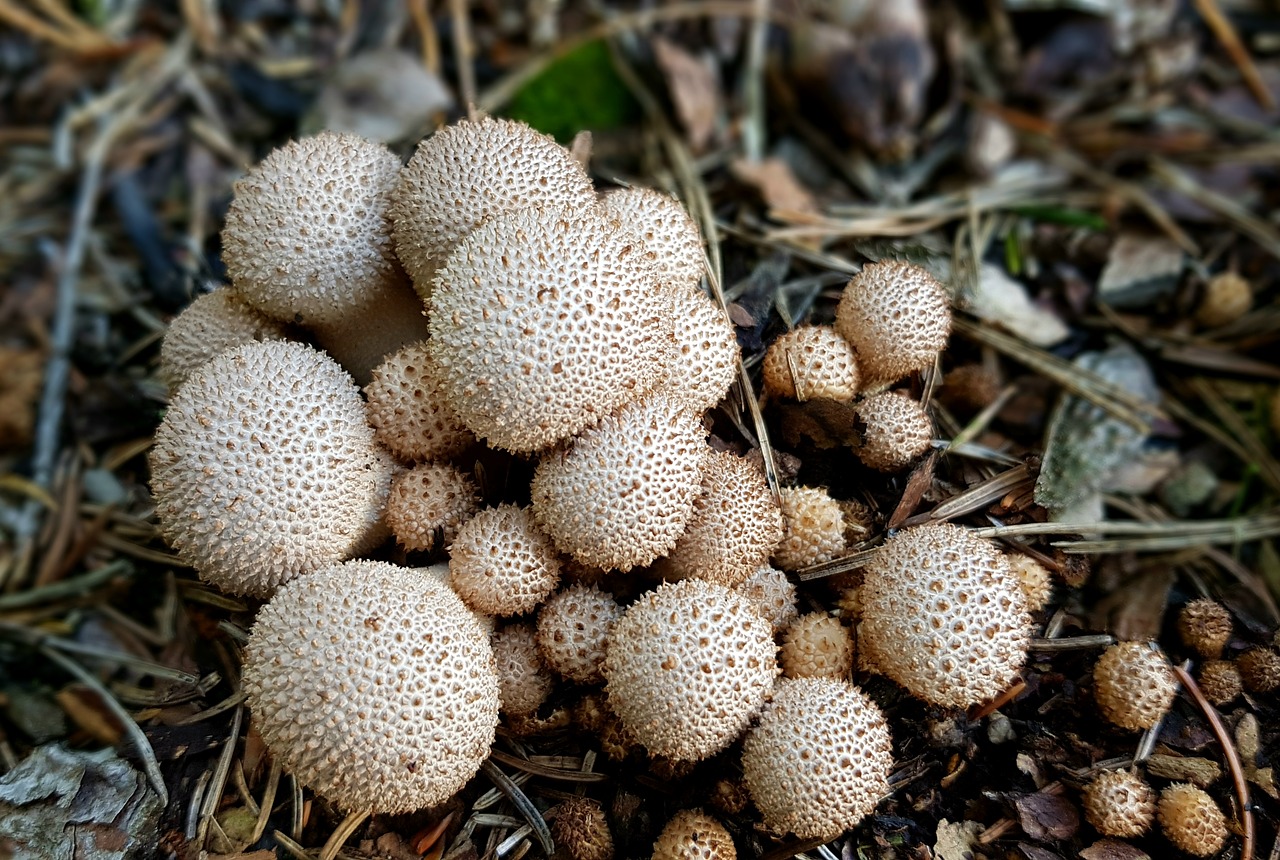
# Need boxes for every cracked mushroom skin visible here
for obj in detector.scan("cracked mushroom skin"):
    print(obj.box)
[651,809,737,860]
[385,463,481,553]
[242,560,500,814]
[1092,642,1178,730]
[662,288,741,415]
[492,621,553,717]
[535,582,622,684]
[834,260,951,389]
[149,341,392,597]
[1082,769,1156,838]
[853,390,933,472]
[1158,783,1228,857]
[773,486,846,572]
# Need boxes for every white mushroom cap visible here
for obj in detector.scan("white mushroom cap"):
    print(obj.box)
[1082,769,1156,838]
[761,325,860,402]
[365,342,474,464]
[158,286,289,391]
[663,289,740,415]
[535,582,622,684]
[735,566,799,633]
[1093,642,1178,730]
[448,504,561,616]
[242,560,499,814]
[600,186,706,294]
[835,260,951,389]
[492,622,553,717]
[779,613,855,680]
[149,341,391,596]
[603,579,778,761]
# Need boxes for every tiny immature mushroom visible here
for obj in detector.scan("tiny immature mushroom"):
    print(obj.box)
[735,565,799,633]
[1093,642,1178,730]
[600,186,706,294]
[1238,646,1280,693]
[158,286,289,391]
[852,390,933,472]
[1195,271,1251,328]
[761,324,860,402]
[385,462,481,553]
[1158,783,1228,858]
[551,796,615,860]
[1196,660,1242,706]
[536,583,622,685]
[1005,553,1054,614]
[1177,598,1232,659]
[651,809,736,860]
[779,613,855,680]
[773,486,846,572]
[365,343,473,464]
[1082,769,1156,838]
[448,504,560,617]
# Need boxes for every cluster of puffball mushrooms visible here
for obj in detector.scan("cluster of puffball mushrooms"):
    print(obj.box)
[149,117,1235,856]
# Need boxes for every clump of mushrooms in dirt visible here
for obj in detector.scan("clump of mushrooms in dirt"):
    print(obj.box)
[149,117,1258,858]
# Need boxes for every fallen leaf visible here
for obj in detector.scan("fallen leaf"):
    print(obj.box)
[934,818,983,860]
[731,158,819,216]
[1145,753,1222,787]
[1079,839,1151,860]
[652,36,720,152]
[1015,790,1080,841]
[961,262,1070,347]
[1097,234,1184,309]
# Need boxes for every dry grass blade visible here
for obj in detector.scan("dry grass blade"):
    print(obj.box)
[1192,0,1274,112]
[487,749,607,782]
[479,759,554,855]
[1184,376,1280,494]
[1150,158,1280,261]
[319,808,371,860]
[196,705,243,853]
[907,463,1034,525]
[0,559,130,610]
[971,514,1280,542]
[794,546,882,582]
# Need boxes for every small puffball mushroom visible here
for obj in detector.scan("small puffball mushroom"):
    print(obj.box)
[1197,660,1243,706]
[1238,646,1280,693]
[385,462,481,553]
[773,486,846,571]
[604,579,778,761]
[659,451,783,586]
[158,287,289,391]
[492,622,553,717]
[1196,271,1251,328]
[1093,642,1178,730]
[532,394,707,571]
[761,325,860,402]
[551,796,614,860]
[1158,784,1228,857]
[221,132,427,382]
[600,186,705,293]
[149,341,392,596]
[242,561,499,813]
[859,523,1030,708]
[736,566,799,633]
[741,677,892,841]
[390,116,596,297]
[853,391,933,472]
[779,613,855,680]
[1177,598,1232,660]
[835,260,951,389]
[448,504,560,616]
[663,289,740,414]
[651,809,736,860]
[536,583,622,684]
[1082,770,1156,838]
[1006,553,1054,613]
[365,343,473,463]
[428,206,674,453]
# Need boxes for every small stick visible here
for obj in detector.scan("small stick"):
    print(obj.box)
[319,808,371,860]
[449,0,476,117]
[1193,0,1275,111]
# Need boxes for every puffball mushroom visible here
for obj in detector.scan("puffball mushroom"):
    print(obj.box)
[365,343,474,464]
[761,325,860,402]
[651,809,737,860]
[1197,660,1243,706]
[158,286,289,391]
[603,579,778,761]
[853,390,933,472]
[741,677,893,841]
[390,115,596,298]
[1238,646,1280,693]
[779,613,855,680]
[448,504,560,616]
[491,622,553,717]
[531,394,707,571]
[600,186,706,294]
[149,341,392,597]
[427,205,674,453]
[536,582,622,684]
[1177,598,1232,660]
[1092,642,1177,730]
[241,560,500,814]
[736,566,799,633]
[385,462,481,553]
[1082,769,1156,838]
[773,486,846,571]
[835,260,951,389]
[551,796,615,860]
[221,131,427,383]
[858,523,1030,708]
[1005,553,1054,614]
[663,289,741,415]
[1158,784,1228,857]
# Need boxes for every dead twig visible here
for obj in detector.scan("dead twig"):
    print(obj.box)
[1192,0,1275,112]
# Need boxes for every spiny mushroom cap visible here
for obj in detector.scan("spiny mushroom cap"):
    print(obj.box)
[603,579,778,761]
[859,523,1030,708]
[779,613,855,680]
[492,622,553,717]
[772,486,846,572]
[651,809,737,860]
[1082,770,1156,838]
[663,289,740,414]
[242,561,499,814]
[385,462,480,553]
[390,116,596,295]
[158,287,289,391]
[600,186,705,294]
[552,796,615,860]
[427,206,674,453]
[222,132,405,328]
[853,390,933,472]
[834,260,951,388]
[661,451,783,586]
[536,583,622,684]
[1197,660,1243,706]
[736,566,799,633]
[741,677,892,841]
[1158,784,1228,858]
[365,342,473,464]
[448,504,560,616]
[149,341,390,597]
[1177,599,1232,660]
[1196,271,1251,328]
[761,325,860,402]
[1238,646,1280,693]
[531,394,707,571]
[1093,642,1178,730]
[1005,553,1054,613]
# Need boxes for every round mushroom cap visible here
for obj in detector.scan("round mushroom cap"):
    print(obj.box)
[531,394,707,571]
[365,343,474,464]
[390,116,596,296]
[1082,770,1156,838]
[660,451,783,586]
[834,260,951,389]
[158,287,290,391]
[149,341,391,596]
[1093,642,1178,730]
[1197,660,1243,706]
[427,206,674,453]
[536,583,622,684]
[1237,646,1280,693]
[551,796,614,860]
[859,523,1030,708]
[779,613,855,680]
[1196,271,1251,328]
[600,186,705,294]
[741,677,892,841]
[492,622,553,717]
[761,325,860,402]
[242,560,499,814]
[663,289,740,414]
[385,462,481,553]
[1177,598,1232,660]
[773,486,846,571]
[1005,553,1054,613]
[736,566,799,633]
[853,391,933,472]
[1158,783,1228,857]
[449,504,561,616]
[604,579,778,761]
[652,809,736,860]
[222,132,404,328]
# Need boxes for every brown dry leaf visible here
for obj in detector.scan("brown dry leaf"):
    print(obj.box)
[1079,840,1151,860]
[730,158,819,216]
[0,347,43,450]
[1145,753,1222,787]
[55,686,125,745]
[651,36,719,152]
[207,853,276,860]
[1015,790,1079,842]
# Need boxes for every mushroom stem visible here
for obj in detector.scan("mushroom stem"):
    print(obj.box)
[308,278,428,386]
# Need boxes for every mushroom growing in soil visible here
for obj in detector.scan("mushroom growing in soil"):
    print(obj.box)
[536,583,622,685]
[1092,641,1178,730]
[491,621,554,717]
[834,260,951,389]
[1082,769,1156,838]
[772,486,847,571]
[761,324,860,402]
[600,186,706,294]
[778,613,855,680]
[1158,783,1228,857]
[157,286,289,391]
[662,288,741,415]
[1177,598,1232,660]
[736,566,799,633]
